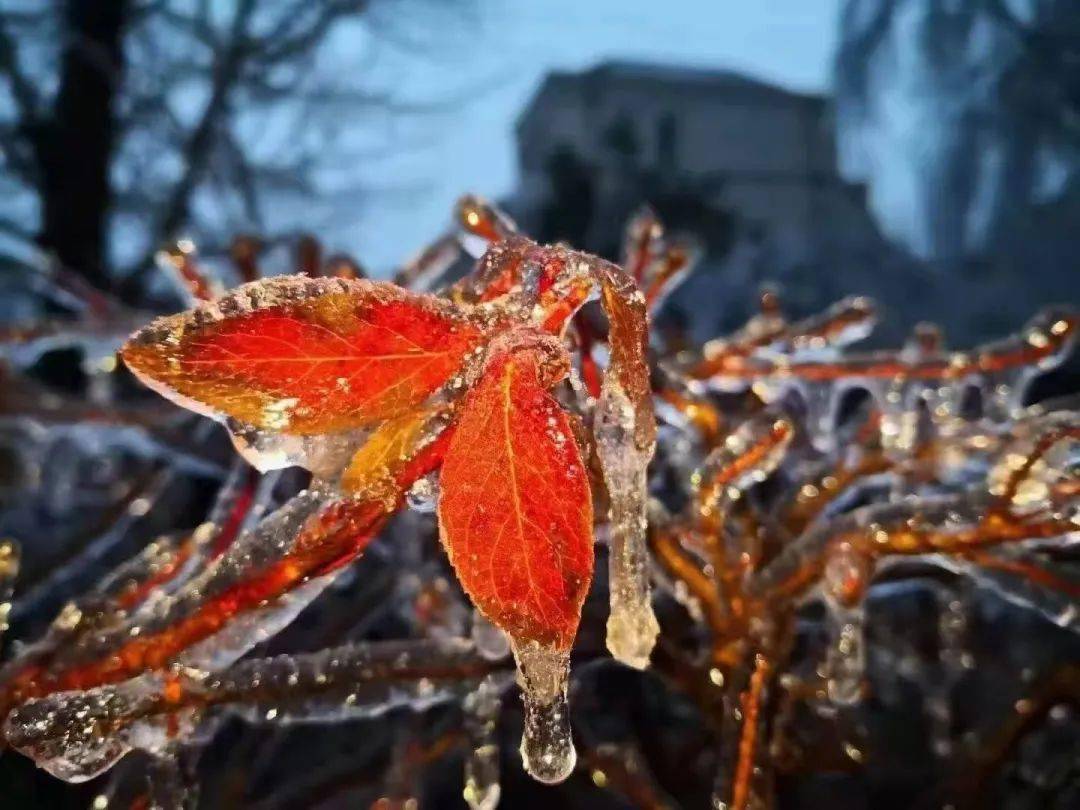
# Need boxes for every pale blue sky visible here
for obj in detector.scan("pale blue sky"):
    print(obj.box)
[342,0,842,271]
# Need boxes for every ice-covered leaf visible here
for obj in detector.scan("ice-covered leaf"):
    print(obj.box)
[122,276,483,435]
[340,408,439,505]
[437,332,594,650]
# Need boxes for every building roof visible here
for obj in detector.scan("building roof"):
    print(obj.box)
[516,59,823,133]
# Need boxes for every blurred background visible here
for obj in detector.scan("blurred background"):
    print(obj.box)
[1,1,1079,808]
[1,0,1077,337]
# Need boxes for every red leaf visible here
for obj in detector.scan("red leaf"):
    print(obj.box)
[122,276,483,434]
[437,334,594,650]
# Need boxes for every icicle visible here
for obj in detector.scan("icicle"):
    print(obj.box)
[471,611,511,661]
[926,588,969,758]
[146,749,196,810]
[595,380,660,669]
[0,539,19,647]
[878,377,920,459]
[822,597,865,706]
[226,417,364,478]
[798,380,839,452]
[463,676,503,810]
[922,382,966,434]
[981,367,1031,424]
[821,542,870,706]
[512,640,576,784]
[587,257,661,670]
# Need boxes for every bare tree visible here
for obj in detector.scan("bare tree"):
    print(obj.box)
[0,0,460,299]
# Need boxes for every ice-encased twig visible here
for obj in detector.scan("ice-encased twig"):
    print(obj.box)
[751,492,1075,604]
[925,550,1080,633]
[0,487,393,717]
[3,671,186,781]
[695,415,793,584]
[3,637,502,782]
[0,462,259,695]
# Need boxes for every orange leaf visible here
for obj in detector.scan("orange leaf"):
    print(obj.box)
[122,276,483,435]
[437,334,594,650]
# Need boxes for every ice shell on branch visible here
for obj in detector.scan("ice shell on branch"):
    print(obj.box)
[3,674,182,783]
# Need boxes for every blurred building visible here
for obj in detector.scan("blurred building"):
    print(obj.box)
[507,60,1079,347]
[507,61,890,340]
[516,63,831,246]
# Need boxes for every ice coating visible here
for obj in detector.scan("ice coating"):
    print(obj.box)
[684,305,1077,441]
[696,416,793,512]
[932,551,1080,634]
[120,274,484,437]
[437,335,594,650]
[226,417,366,477]
[512,640,576,784]
[5,204,1077,804]
[987,411,1080,516]
[194,636,494,723]
[0,487,405,718]
[4,673,179,781]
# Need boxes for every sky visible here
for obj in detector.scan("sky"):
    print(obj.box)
[344,0,842,271]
